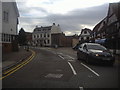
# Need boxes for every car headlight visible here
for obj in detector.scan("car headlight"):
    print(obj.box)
[89,53,99,57]
[95,54,99,56]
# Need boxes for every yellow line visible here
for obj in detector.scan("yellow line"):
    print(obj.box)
[0,49,35,80]
[3,53,34,74]
[3,50,35,75]
[1,55,35,80]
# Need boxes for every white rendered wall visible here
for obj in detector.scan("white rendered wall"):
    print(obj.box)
[2,2,18,35]
[51,24,62,34]
[0,2,2,43]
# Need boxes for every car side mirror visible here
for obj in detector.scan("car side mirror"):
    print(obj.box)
[83,48,88,51]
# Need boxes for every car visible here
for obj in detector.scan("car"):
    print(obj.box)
[77,43,115,66]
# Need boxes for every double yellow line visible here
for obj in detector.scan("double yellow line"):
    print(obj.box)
[0,49,35,80]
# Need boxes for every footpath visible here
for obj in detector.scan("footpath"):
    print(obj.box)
[2,47,32,70]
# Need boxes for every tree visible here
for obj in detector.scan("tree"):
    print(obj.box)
[18,28,27,45]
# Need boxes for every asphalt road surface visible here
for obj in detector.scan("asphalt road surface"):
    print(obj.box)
[2,47,119,88]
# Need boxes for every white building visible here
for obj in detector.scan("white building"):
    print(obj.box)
[79,28,92,42]
[32,23,62,46]
[0,1,19,53]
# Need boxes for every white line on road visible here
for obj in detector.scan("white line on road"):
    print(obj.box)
[79,87,84,90]
[68,60,75,62]
[81,63,100,77]
[58,55,65,60]
[68,62,77,75]
[66,55,75,60]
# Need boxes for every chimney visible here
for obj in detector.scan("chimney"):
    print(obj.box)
[53,23,55,25]
[36,25,38,28]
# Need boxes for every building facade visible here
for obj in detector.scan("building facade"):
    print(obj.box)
[79,28,92,43]
[92,2,120,54]
[32,23,62,47]
[0,1,19,53]
[25,32,32,46]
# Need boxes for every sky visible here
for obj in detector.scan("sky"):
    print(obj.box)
[14,0,120,35]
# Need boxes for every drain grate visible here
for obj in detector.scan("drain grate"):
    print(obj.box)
[45,73,63,78]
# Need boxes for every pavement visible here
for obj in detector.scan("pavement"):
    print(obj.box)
[2,46,32,70]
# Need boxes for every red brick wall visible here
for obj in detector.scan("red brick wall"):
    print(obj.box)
[2,43,12,53]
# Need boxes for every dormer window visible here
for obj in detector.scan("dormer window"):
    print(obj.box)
[84,31,87,34]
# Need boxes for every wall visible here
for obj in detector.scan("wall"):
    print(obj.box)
[2,2,19,53]
[51,24,62,34]
[0,2,2,43]
[72,38,79,47]
[2,2,18,35]
[32,32,51,46]
[2,43,12,53]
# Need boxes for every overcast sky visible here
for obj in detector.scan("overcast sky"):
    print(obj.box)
[15,0,119,35]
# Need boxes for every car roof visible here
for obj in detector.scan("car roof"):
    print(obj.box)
[83,43,101,46]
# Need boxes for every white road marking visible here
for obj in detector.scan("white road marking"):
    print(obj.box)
[81,63,100,77]
[45,73,63,78]
[68,62,77,75]
[68,60,75,62]
[79,87,84,90]
[58,55,65,60]
[66,55,75,60]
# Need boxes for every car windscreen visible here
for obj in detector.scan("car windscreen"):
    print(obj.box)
[87,44,107,51]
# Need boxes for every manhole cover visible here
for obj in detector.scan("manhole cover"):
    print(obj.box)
[45,73,63,78]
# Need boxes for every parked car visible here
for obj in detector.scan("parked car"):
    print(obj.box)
[77,43,115,66]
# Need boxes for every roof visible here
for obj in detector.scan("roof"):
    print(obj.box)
[33,26,52,32]
[84,43,101,46]
[108,2,120,20]
[79,28,92,36]
[93,2,120,34]
[92,17,107,33]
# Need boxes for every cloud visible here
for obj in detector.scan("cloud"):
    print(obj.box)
[44,4,109,34]
[17,2,109,35]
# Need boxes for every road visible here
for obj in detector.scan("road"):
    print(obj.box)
[2,47,119,88]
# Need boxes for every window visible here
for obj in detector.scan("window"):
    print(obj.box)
[81,37,83,40]
[47,34,49,37]
[2,34,4,41]
[8,34,11,42]
[44,40,46,44]
[44,34,46,37]
[34,35,36,38]
[3,11,9,22]
[48,40,50,44]
[41,34,42,37]
[84,31,87,34]
[37,35,39,38]
[87,37,89,40]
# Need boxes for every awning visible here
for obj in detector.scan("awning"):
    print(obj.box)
[95,38,106,44]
